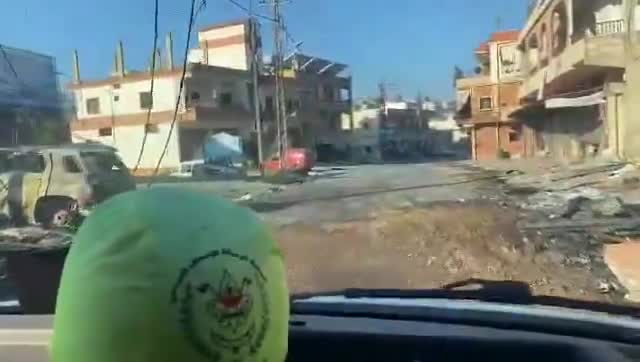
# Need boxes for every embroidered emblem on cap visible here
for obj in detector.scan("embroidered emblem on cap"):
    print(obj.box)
[172,249,269,361]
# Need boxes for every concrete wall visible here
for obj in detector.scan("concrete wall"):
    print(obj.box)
[475,125,498,160]
[185,68,251,111]
[73,76,181,119]
[468,81,521,121]
[539,106,604,160]
[71,122,181,170]
[197,24,250,71]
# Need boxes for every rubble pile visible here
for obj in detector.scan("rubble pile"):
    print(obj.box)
[0,227,72,252]
[276,202,623,302]
[490,160,640,302]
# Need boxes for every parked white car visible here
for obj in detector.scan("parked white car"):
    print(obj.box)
[171,160,246,179]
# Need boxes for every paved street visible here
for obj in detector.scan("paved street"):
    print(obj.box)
[154,161,623,301]
[157,161,487,225]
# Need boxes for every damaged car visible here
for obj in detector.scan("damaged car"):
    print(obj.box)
[0,144,135,227]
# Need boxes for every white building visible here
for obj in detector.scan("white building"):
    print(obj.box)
[69,21,256,174]
[70,19,352,173]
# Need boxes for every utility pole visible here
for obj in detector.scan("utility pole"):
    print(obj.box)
[249,1,264,164]
[496,42,502,154]
[271,0,287,166]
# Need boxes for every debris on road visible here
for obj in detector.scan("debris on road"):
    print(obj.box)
[0,227,71,251]
[277,201,623,302]
[480,159,640,303]
[234,193,253,202]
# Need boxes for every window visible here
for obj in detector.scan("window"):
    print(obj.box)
[99,127,113,137]
[552,4,567,55]
[8,153,45,173]
[63,156,82,173]
[479,96,493,111]
[219,92,232,106]
[81,152,127,173]
[540,23,549,62]
[265,96,274,114]
[322,84,335,101]
[139,92,153,109]
[113,83,121,89]
[190,92,200,101]
[86,98,100,115]
[286,99,299,113]
[145,124,159,133]
[114,95,120,102]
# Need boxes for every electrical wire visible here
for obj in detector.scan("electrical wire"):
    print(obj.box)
[132,0,160,173]
[227,0,276,22]
[0,44,21,81]
[149,0,198,183]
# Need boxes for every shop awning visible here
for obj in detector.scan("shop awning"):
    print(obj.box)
[545,91,605,109]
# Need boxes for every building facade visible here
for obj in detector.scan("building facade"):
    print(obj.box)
[0,45,64,146]
[456,31,525,161]
[515,0,634,160]
[69,19,352,173]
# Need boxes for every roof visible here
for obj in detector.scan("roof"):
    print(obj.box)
[284,53,348,76]
[199,18,249,32]
[68,63,248,90]
[475,30,521,53]
[67,68,185,90]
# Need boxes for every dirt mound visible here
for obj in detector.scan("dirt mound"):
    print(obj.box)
[275,202,612,302]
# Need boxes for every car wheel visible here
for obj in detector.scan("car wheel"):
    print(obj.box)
[36,198,78,229]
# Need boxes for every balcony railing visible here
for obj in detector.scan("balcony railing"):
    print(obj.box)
[595,19,625,36]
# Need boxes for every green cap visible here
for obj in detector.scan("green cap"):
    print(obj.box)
[51,188,289,362]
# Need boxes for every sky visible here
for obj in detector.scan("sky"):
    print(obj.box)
[0,0,529,101]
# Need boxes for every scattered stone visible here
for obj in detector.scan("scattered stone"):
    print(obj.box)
[597,280,616,294]
[591,196,626,217]
[235,193,253,202]
[565,255,590,266]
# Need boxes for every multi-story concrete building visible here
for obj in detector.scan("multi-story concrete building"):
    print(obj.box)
[69,51,254,174]
[0,44,64,146]
[69,19,352,174]
[456,30,525,160]
[515,0,635,160]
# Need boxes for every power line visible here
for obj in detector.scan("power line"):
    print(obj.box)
[149,0,198,182]
[0,45,21,81]
[227,0,276,22]
[132,0,160,173]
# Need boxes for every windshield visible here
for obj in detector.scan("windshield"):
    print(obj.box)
[0,0,639,317]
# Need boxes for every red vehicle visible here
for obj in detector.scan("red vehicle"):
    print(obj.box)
[261,148,315,175]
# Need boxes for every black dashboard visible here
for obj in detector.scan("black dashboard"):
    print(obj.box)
[287,315,640,362]
[0,311,639,361]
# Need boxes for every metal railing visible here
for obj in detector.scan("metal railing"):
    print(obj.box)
[595,19,626,36]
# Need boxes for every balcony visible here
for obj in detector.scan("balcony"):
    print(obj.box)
[522,26,626,97]
[181,105,253,129]
[595,19,625,36]
[456,75,492,89]
[585,24,626,68]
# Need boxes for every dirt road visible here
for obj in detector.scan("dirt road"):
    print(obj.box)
[276,201,615,302]
[162,161,624,303]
